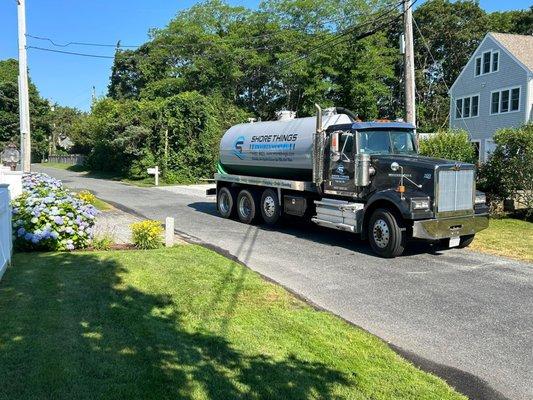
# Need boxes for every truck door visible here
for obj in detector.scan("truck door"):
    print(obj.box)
[324,131,356,195]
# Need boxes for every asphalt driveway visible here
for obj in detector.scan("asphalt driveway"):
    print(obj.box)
[34,165,533,400]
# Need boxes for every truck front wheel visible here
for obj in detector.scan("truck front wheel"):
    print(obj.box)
[217,187,235,218]
[237,189,259,224]
[368,208,406,258]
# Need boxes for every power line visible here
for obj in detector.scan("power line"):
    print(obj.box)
[26,46,115,59]
[25,0,403,52]
[26,34,137,48]
[280,0,414,69]
[25,0,413,68]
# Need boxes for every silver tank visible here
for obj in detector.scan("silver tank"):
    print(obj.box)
[219,113,352,180]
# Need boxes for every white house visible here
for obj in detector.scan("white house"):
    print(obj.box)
[449,32,533,161]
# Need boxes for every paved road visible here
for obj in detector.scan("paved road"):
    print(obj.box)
[36,166,532,400]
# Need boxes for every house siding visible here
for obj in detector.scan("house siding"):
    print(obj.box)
[449,35,531,160]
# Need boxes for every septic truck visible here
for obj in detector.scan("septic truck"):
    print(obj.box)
[212,105,489,258]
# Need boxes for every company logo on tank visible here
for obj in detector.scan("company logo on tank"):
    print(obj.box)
[233,136,246,159]
[232,133,300,162]
[247,134,299,162]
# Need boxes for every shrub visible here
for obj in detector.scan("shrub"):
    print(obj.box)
[77,190,97,205]
[91,233,115,251]
[419,130,477,163]
[478,125,533,218]
[12,173,98,251]
[131,220,163,249]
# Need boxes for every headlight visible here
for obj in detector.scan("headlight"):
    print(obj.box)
[411,197,431,210]
[475,192,486,205]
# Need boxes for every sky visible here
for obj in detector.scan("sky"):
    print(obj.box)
[0,0,530,111]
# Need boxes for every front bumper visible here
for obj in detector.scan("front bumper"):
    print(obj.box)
[412,214,489,240]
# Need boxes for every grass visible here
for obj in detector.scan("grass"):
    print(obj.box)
[470,217,533,262]
[38,162,176,187]
[40,162,88,172]
[0,246,465,400]
[91,196,113,212]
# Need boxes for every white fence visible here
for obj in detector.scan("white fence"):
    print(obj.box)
[0,184,12,281]
[0,169,23,200]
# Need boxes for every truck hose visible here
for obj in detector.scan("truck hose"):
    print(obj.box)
[335,107,358,122]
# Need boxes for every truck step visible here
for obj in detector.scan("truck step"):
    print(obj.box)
[312,199,363,233]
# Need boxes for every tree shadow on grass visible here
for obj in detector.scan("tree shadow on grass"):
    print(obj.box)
[0,252,349,400]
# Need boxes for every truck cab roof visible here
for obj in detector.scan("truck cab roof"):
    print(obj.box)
[328,121,416,132]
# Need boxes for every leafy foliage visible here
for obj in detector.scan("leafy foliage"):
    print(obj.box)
[131,220,163,249]
[0,59,51,160]
[77,92,247,182]
[418,130,477,163]
[478,125,533,216]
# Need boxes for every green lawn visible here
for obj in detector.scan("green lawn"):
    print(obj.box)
[38,162,176,187]
[470,217,533,262]
[0,246,465,400]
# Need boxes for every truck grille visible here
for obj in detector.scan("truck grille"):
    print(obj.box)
[437,169,474,212]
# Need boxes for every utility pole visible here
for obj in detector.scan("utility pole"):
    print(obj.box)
[91,86,96,103]
[17,0,31,172]
[403,0,416,126]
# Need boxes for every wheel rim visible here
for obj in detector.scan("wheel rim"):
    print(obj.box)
[263,195,276,218]
[219,191,230,214]
[373,219,390,248]
[239,195,252,219]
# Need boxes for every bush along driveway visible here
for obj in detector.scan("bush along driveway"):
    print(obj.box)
[0,246,465,400]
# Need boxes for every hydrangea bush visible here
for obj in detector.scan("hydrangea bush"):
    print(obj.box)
[11,173,98,251]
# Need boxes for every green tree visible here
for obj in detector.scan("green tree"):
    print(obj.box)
[0,59,51,160]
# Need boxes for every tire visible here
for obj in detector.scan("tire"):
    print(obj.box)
[260,188,281,225]
[217,186,235,218]
[236,189,259,224]
[368,208,407,258]
[458,234,475,248]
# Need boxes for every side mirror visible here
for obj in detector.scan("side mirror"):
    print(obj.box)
[390,162,400,172]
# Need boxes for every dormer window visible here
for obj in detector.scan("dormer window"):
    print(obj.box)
[475,50,499,76]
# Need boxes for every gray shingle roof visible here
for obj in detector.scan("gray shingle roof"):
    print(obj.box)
[489,32,533,72]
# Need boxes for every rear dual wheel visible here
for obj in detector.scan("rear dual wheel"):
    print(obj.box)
[217,186,235,218]
[260,188,280,225]
[236,189,260,224]
[218,186,281,226]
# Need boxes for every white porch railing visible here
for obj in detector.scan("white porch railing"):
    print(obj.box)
[0,184,12,281]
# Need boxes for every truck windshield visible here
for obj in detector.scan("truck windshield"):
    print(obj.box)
[358,130,417,155]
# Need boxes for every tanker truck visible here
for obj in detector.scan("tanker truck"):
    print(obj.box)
[212,106,489,258]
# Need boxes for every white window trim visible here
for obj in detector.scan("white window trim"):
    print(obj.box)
[474,56,481,77]
[490,86,521,115]
[492,50,500,73]
[475,49,499,77]
[454,93,481,119]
